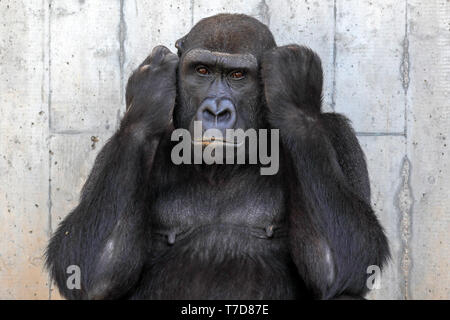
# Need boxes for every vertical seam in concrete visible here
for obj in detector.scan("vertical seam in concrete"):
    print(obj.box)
[396,156,413,300]
[398,2,412,299]
[331,0,337,111]
[118,0,127,130]
[47,0,53,133]
[47,0,53,300]
[400,0,412,300]
[401,0,410,138]
[190,0,195,27]
[257,0,270,26]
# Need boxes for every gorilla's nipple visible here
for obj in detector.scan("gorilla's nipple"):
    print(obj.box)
[265,225,274,238]
[167,232,176,245]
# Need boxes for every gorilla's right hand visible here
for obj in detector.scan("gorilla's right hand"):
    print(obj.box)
[46,46,178,300]
[121,46,179,139]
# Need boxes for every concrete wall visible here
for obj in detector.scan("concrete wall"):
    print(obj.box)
[0,0,448,299]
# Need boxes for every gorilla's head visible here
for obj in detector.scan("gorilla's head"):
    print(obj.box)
[173,14,276,145]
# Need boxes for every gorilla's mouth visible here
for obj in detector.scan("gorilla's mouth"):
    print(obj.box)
[192,137,244,147]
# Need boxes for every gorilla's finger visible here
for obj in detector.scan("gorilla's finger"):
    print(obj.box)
[150,45,172,66]
[139,53,154,68]
[137,45,171,68]
[163,52,179,65]
[161,53,179,72]
[138,64,151,73]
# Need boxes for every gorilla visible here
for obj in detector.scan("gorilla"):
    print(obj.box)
[46,13,389,300]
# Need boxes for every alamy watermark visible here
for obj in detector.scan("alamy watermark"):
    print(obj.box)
[66,265,81,290]
[366,265,382,290]
[170,121,280,175]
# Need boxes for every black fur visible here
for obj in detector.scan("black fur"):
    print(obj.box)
[46,14,389,300]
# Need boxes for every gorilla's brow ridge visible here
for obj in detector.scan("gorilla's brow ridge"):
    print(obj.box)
[183,49,258,70]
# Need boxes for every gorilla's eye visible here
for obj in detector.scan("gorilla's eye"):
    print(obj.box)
[196,66,210,76]
[230,70,245,80]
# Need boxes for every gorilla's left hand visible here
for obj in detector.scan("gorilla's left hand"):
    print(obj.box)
[261,45,323,130]
[262,45,389,299]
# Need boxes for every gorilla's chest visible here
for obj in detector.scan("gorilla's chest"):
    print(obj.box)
[149,168,287,247]
[139,168,302,299]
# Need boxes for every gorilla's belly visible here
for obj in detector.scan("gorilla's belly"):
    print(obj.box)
[131,224,304,299]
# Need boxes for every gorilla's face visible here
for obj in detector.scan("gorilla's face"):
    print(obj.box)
[172,14,277,147]
[176,49,262,140]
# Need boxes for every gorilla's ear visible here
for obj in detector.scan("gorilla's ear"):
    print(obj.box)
[175,36,186,57]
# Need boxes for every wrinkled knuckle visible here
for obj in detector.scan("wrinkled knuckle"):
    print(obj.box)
[166,53,179,63]
[153,45,168,54]
[164,55,179,68]
[263,48,277,59]
[155,46,172,58]
[286,44,302,52]
[151,63,163,73]
[286,44,297,49]
[273,50,289,62]
[138,64,151,73]
[270,48,282,58]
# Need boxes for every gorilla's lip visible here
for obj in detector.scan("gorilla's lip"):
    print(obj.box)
[191,138,244,147]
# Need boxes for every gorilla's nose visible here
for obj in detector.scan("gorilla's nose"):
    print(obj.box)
[196,98,237,130]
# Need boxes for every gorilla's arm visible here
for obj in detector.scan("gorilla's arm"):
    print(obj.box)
[46,133,150,300]
[262,45,389,299]
[46,46,178,299]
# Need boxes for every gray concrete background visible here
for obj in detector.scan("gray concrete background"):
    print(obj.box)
[0,0,448,299]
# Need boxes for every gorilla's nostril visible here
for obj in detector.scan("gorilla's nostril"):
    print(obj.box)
[196,98,236,129]
[217,109,231,122]
[202,108,216,121]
